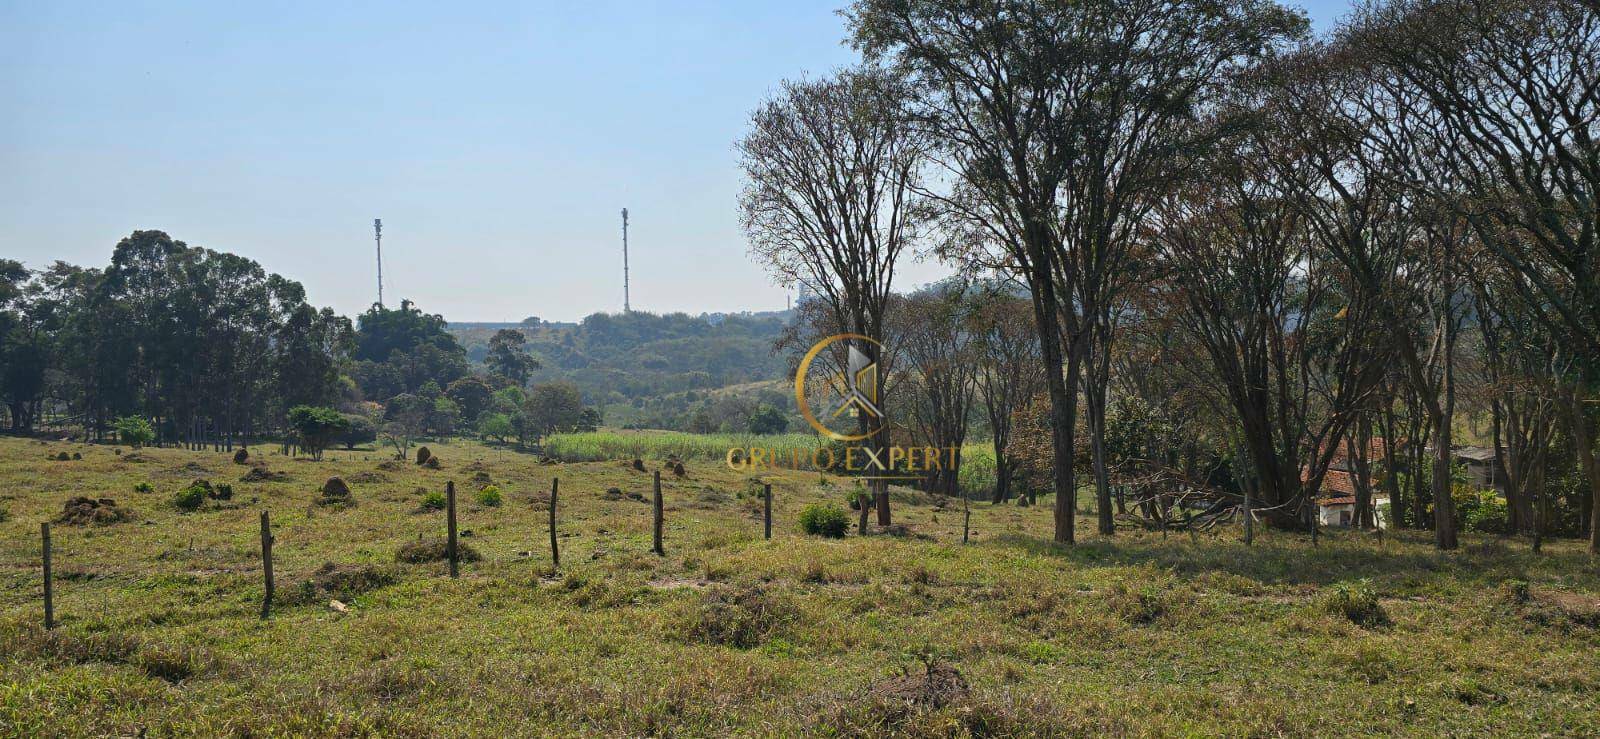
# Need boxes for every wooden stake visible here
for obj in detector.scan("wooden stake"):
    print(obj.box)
[763,483,772,540]
[652,470,664,556]
[548,478,560,569]
[259,511,274,620]
[446,481,459,578]
[962,491,971,545]
[41,523,54,630]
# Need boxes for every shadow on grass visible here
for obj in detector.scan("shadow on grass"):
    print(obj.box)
[987,524,1600,593]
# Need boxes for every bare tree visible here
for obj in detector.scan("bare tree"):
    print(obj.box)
[850,0,1305,542]
[896,281,979,497]
[739,68,929,526]
[968,285,1043,503]
[1352,0,1600,551]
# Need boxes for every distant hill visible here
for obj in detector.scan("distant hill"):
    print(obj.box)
[447,310,798,430]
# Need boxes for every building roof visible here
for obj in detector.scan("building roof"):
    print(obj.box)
[1455,445,1499,462]
[1319,496,1356,506]
[1317,469,1357,496]
[1318,438,1395,460]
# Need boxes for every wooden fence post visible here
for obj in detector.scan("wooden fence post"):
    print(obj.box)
[447,481,459,578]
[41,523,54,630]
[652,470,664,556]
[962,492,971,545]
[259,511,274,619]
[548,478,560,569]
[763,483,772,540]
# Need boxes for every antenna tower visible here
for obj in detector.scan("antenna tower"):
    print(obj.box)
[374,218,384,308]
[621,208,631,312]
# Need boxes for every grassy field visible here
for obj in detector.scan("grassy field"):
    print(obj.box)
[2,436,1599,736]
[545,430,1001,496]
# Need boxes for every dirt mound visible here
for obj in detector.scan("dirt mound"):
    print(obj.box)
[317,477,352,506]
[240,466,287,483]
[415,446,432,465]
[376,460,405,471]
[232,448,249,464]
[672,462,687,478]
[422,456,441,469]
[1505,581,1600,630]
[395,538,481,564]
[471,471,492,485]
[285,562,400,605]
[347,471,387,484]
[869,662,970,709]
[57,497,136,526]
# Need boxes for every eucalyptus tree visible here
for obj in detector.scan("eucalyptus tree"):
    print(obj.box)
[739,67,931,526]
[849,0,1305,542]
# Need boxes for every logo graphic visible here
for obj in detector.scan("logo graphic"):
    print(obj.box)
[795,333,883,441]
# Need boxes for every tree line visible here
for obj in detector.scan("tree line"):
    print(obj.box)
[0,231,598,454]
[741,0,1600,552]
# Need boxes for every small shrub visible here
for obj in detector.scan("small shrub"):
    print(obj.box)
[209,483,234,501]
[133,482,154,494]
[172,484,207,512]
[395,538,481,564]
[799,502,850,538]
[476,485,502,507]
[113,416,155,448]
[1321,580,1389,628]
[0,507,8,523]
[419,490,447,511]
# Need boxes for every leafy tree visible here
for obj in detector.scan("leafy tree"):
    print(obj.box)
[485,329,540,386]
[523,381,586,443]
[287,405,348,460]
[446,376,493,424]
[747,404,789,435]
[337,413,377,450]
[478,412,514,444]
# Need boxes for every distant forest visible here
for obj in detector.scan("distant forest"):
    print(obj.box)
[0,230,799,446]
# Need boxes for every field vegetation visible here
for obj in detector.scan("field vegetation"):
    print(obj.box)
[2,438,1598,736]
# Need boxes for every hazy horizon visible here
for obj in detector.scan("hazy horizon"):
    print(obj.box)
[3,1,1347,323]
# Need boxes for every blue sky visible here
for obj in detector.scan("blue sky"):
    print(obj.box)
[2,1,1350,322]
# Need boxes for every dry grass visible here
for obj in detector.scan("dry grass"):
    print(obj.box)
[1,436,1598,736]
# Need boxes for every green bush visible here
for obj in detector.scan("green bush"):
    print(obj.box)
[419,490,446,511]
[133,482,154,493]
[798,502,850,538]
[113,416,154,448]
[1455,486,1509,534]
[476,485,503,507]
[1321,580,1388,628]
[172,484,207,512]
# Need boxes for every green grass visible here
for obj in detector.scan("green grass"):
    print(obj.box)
[1,436,1598,736]
[544,429,820,463]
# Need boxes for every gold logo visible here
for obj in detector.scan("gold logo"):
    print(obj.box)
[795,333,883,441]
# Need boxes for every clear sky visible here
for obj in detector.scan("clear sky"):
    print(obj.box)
[1,1,1350,323]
